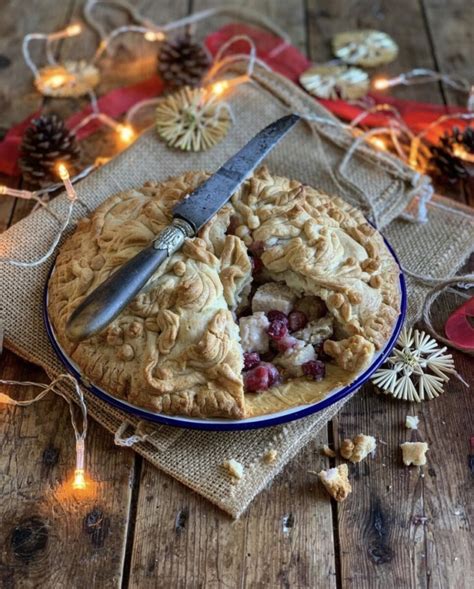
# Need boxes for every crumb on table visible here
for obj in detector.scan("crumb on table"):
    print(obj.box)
[405,415,419,430]
[401,442,429,466]
[318,464,352,502]
[340,434,376,463]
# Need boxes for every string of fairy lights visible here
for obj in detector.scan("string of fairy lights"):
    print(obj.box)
[0,0,472,493]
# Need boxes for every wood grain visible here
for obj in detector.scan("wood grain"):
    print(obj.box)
[192,0,307,52]
[421,0,474,206]
[305,0,445,104]
[421,0,473,108]
[0,349,135,589]
[0,2,145,587]
[128,432,337,589]
[0,0,75,236]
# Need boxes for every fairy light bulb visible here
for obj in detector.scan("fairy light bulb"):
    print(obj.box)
[210,81,229,97]
[72,438,86,490]
[66,23,82,37]
[57,163,69,180]
[48,73,67,88]
[57,163,77,201]
[117,124,134,143]
[373,77,389,90]
[144,30,165,42]
[370,137,387,150]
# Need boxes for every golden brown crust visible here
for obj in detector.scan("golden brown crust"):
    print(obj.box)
[48,168,400,418]
[401,442,429,466]
[340,434,376,463]
[318,464,352,502]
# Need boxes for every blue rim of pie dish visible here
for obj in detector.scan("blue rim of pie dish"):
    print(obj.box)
[43,235,407,431]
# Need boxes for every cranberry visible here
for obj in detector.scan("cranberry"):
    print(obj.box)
[273,334,298,352]
[268,319,288,340]
[251,256,264,274]
[248,240,265,256]
[244,365,270,392]
[302,360,326,381]
[314,341,330,361]
[260,349,277,362]
[259,362,281,386]
[267,310,288,324]
[243,352,260,371]
[288,311,308,332]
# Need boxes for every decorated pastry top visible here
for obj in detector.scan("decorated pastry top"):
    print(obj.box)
[48,168,400,419]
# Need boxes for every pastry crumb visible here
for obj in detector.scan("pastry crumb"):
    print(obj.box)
[405,415,419,430]
[223,459,244,479]
[322,445,336,458]
[340,434,376,463]
[401,442,429,466]
[262,449,278,464]
[318,464,352,502]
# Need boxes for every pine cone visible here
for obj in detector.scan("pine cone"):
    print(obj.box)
[429,146,468,184]
[157,34,211,88]
[19,114,81,186]
[440,126,474,155]
[459,126,474,154]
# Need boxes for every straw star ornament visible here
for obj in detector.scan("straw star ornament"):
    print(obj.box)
[155,86,232,152]
[372,328,458,402]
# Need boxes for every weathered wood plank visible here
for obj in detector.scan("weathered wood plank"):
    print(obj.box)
[421,0,474,206]
[0,0,76,243]
[193,0,307,52]
[0,3,145,588]
[0,349,136,589]
[306,0,445,103]
[421,0,473,108]
[128,432,337,589]
[331,347,473,589]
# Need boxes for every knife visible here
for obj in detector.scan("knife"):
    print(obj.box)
[66,114,300,342]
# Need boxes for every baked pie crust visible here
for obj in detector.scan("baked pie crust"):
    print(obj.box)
[48,168,401,419]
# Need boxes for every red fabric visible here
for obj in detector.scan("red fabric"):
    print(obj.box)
[0,22,469,177]
[444,297,474,351]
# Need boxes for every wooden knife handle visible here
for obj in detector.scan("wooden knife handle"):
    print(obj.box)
[65,218,194,342]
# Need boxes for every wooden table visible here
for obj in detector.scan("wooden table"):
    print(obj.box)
[1,1,472,587]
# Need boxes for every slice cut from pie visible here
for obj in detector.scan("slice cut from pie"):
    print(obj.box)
[48,168,401,419]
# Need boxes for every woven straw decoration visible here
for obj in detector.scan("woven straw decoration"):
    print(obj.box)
[371,328,456,402]
[155,86,232,151]
[300,64,369,100]
[35,60,100,98]
[332,30,398,67]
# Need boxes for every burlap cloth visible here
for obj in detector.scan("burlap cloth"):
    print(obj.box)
[1,67,473,518]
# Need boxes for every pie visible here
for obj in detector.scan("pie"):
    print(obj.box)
[48,168,401,419]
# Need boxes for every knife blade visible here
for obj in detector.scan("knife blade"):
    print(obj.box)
[66,114,300,342]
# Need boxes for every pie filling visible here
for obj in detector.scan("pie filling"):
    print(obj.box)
[237,249,330,389]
